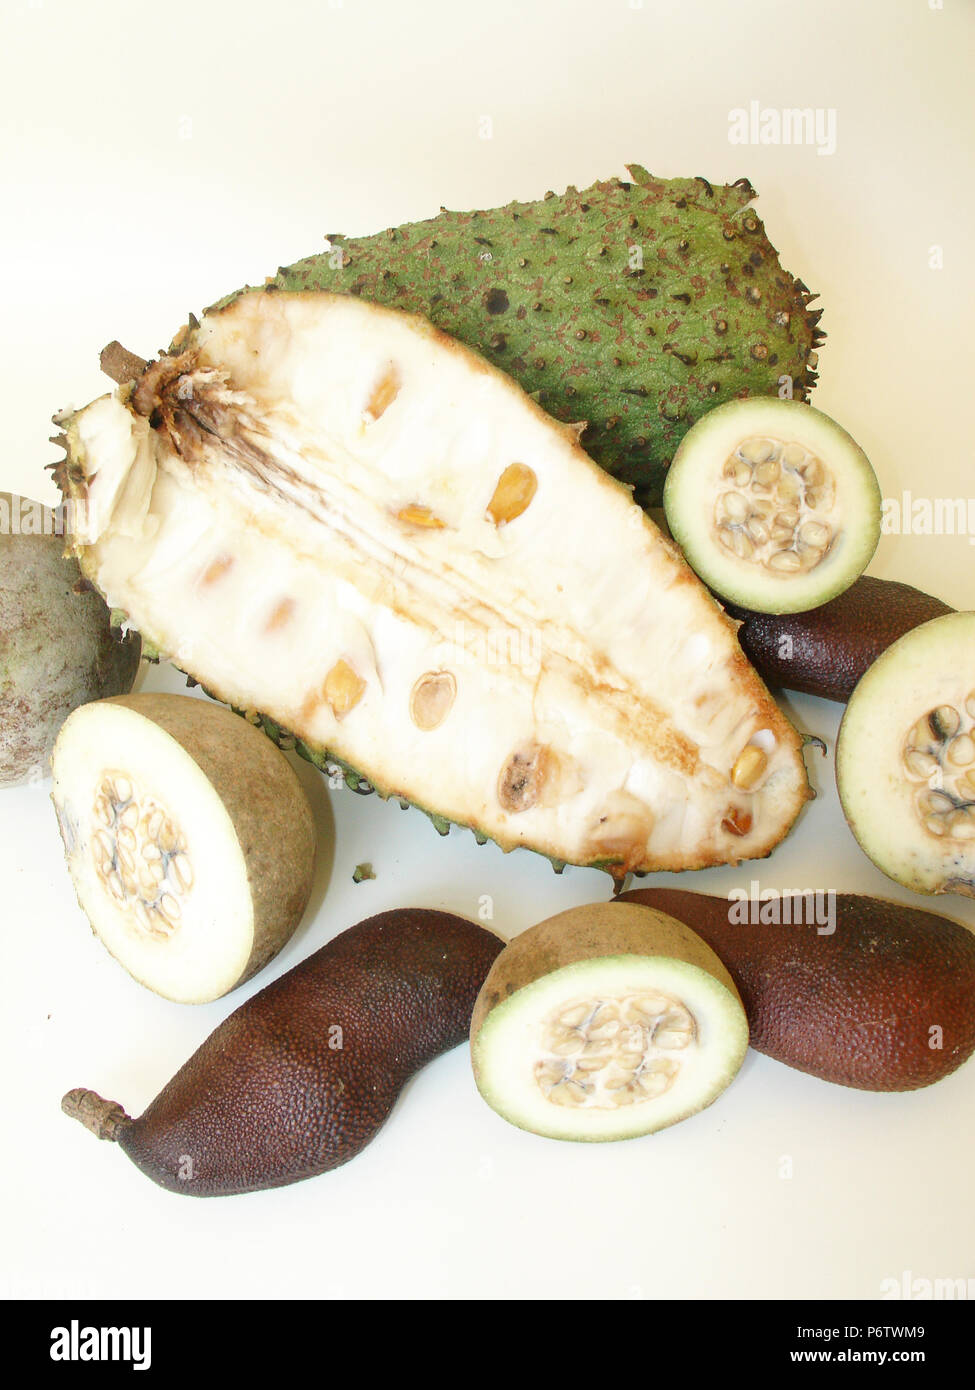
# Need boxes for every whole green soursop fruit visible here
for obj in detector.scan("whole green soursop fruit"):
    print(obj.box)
[270,165,823,508]
[55,290,811,879]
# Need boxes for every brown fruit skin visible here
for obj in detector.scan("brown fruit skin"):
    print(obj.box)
[618,887,975,1091]
[724,576,953,703]
[0,501,141,785]
[470,902,741,1045]
[90,910,503,1196]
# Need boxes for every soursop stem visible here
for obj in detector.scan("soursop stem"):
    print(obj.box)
[99,342,147,386]
[62,1088,131,1142]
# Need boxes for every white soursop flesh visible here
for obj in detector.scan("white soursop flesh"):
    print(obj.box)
[59,290,811,875]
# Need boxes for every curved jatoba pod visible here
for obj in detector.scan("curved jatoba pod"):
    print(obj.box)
[725,576,954,703]
[63,909,504,1196]
[618,887,975,1091]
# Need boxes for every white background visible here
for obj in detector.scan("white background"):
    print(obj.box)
[2,0,973,1300]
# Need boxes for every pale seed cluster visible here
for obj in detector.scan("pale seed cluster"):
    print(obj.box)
[903,697,975,841]
[715,436,835,574]
[535,991,696,1109]
[91,773,193,938]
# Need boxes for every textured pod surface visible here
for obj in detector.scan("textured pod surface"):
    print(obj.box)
[64,910,504,1195]
[56,290,812,877]
[725,576,954,702]
[271,166,822,508]
[0,495,140,786]
[619,886,975,1091]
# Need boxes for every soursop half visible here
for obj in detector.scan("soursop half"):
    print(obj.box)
[56,290,811,878]
[271,165,824,508]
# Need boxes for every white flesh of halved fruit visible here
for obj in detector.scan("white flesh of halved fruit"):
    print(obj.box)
[664,398,881,615]
[58,290,810,874]
[50,695,315,1001]
[471,906,749,1142]
[837,612,975,896]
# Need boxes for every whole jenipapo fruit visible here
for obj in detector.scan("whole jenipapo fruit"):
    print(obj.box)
[618,886,975,1091]
[0,492,140,785]
[62,909,504,1196]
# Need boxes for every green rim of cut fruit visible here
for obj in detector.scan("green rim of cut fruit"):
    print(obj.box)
[470,903,749,1142]
[663,398,881,615]
[836,611,975,896]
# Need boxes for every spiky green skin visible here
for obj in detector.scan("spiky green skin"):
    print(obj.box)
[182,692,574,873]
[251,707,572,874]
[268,166,822,508]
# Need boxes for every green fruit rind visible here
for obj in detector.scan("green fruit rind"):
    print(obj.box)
[264,167,821,509]
[836,611,975,896]
[470,903,749,1142]
[663,398,881,615]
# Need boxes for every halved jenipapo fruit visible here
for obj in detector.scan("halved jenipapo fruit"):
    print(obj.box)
[50,693,316,1002]
[837,612,975,897]
[55,290,811,876]
[470,903,749,1141]
[664,398,881,615]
